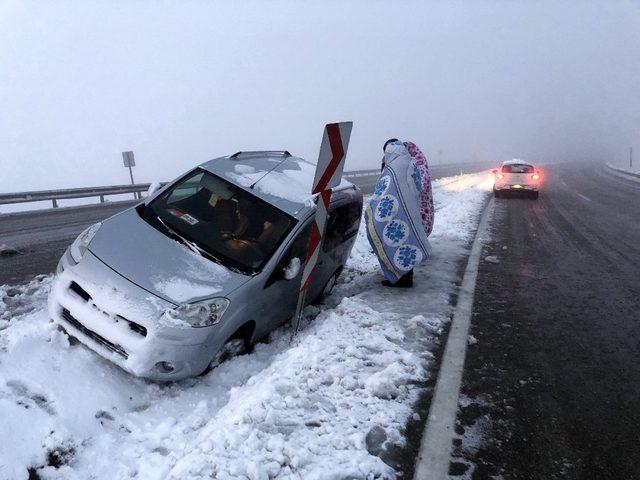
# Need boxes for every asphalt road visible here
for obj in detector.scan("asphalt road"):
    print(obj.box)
[452,163,640,479]
[0,163,489,286]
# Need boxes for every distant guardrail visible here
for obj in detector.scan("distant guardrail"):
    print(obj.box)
[605,163,640,179]
[0,170,381,209]
[0,162,493,209]
[0,183,155,208]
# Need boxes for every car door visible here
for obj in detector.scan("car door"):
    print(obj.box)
[259,222,312,331]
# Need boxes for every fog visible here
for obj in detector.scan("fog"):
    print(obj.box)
[1,0,639,192]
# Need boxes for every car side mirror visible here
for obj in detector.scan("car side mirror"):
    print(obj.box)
[144,182,162,204]
[147,181,162,196]
[283,257,301,280]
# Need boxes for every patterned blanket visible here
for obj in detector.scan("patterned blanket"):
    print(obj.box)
[365,141,434,283]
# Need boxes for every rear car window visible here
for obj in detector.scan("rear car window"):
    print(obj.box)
[502,164,534,174]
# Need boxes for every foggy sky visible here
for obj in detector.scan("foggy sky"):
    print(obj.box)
[1,0,639,192]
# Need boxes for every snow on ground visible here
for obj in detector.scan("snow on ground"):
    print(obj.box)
[0,172,491,480]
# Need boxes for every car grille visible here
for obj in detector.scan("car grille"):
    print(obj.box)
[68,281,147,337]
[61,308,129,359]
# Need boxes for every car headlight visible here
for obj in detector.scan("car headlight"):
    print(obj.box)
[69,223,102,263]
[162,298,230,328]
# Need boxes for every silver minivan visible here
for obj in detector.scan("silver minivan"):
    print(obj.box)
[48,152,362,380]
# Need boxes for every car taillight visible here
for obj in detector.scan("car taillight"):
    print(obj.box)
[497,174,504,179]
[532,173,540,181]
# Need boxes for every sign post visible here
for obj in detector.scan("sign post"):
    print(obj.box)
[122,151,138,199]
[291,122,353,339]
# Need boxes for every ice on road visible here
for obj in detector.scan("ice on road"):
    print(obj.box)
[0,172,491,480]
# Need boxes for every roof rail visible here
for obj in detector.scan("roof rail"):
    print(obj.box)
[230,150,291,159]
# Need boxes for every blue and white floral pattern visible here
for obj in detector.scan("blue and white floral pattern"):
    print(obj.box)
[373,175,390,198]
[374,194,398,222]
[393,244,423,271]
[410,164,422,193]
[383,219,409,247]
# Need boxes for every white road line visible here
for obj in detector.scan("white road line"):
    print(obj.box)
[413,197,494,480]
[576,192,592,203]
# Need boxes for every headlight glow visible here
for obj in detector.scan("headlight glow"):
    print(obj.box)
[69,223,102,263]
[162,298,230,328]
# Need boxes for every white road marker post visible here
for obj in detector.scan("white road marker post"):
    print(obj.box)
[291,122,353,340]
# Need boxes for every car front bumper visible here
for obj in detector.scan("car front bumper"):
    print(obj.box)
[48,250,217,381]
[494,183,538,193]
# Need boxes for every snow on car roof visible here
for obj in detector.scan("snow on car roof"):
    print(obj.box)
[199,153,354,217]
[502,158,534,166]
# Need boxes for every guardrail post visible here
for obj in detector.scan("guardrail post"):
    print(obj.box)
[100,195,105,203]
[52,199,58,208]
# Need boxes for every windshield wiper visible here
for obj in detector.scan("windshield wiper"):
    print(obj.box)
[155,216,247,274]
[156,215,219,260]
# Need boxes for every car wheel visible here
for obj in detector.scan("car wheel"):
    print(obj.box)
[311,269,340,305]
[201,337,248,375]
[531,191,539,200]
[493,189,501,198]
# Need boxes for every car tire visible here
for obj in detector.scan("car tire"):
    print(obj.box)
[493,189,501,198]
[531,191,539,200]
[200,337,249,375]
[311,269,341,305]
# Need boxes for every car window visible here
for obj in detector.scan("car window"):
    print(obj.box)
[502,164,534,174]
[165,172,205,203]
[323,202,362,252]
[266,224,311,287]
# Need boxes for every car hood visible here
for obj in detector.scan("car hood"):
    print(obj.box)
[88,208,251,305]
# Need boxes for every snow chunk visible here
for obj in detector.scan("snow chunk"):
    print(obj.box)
[151,245,231,303]
[234,164,256,174]
[484,255,500,264]
[283,257,301,280]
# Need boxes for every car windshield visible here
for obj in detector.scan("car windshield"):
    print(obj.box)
[502,164,534,174]
[140,169,295,274]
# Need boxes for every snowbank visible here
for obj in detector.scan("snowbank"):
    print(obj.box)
[0,172,490,479]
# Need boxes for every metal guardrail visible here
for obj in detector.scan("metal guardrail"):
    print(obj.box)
[343,169,380,178]
[0,183,156,208]
[0,163,490,209]
[605,163,640,179]
[0,171,380,209]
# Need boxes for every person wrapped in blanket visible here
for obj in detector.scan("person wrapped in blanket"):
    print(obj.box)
[365,139,434,288]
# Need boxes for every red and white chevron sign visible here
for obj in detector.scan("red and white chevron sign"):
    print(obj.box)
[291,122,353,338]
[312,122,353,194]
[299,189,331,291]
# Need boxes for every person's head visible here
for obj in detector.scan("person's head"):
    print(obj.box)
[383,138,399,152]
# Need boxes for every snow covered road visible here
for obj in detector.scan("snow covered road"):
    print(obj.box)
[0,172,492,480]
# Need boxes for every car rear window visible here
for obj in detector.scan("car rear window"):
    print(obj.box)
[501,164,534,174]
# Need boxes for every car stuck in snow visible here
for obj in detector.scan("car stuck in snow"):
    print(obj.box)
[48,151,362,380]
[492,159,540,199]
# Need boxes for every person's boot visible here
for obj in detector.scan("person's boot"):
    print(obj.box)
[395,270,414,288]
[381,273,413,288]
